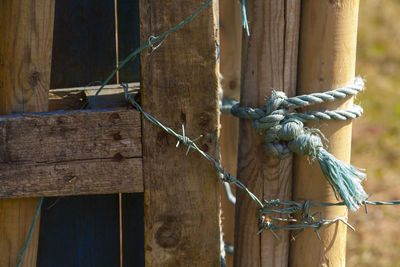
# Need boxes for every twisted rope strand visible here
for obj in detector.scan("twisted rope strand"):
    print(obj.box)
[280,77,365,109]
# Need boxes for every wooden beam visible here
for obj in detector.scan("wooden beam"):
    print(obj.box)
[0,1,55,266]
[0,108,143,198]
[140,1,220,266]
[289,1,360,266]
[234,1,300,266]
[0,158,143,198]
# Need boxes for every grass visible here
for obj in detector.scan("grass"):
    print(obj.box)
[347,0,400,266]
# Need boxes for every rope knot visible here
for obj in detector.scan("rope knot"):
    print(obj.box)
[230,78,368,210]
[265,91,287,114]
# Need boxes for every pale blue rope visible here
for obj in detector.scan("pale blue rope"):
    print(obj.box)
[228,78,368,211]
[122,84,400,239]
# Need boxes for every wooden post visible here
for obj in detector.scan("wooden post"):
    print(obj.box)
[289,1,360,266]
[219,0,242,266]
[140,1,221,266]
[0,1,55,266]
[234,1,300,266]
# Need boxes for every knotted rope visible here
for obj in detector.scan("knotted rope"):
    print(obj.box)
[231,77,368,211]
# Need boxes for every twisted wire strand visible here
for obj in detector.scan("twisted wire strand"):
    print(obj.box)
[122,81,400,239]
[77,0,397,239]
[258,198,400,239]
[86,0,213,109]
[122,85,263,208]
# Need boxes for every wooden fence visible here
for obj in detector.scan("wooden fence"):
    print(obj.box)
[0,0,361,266]
[0,0,220,266]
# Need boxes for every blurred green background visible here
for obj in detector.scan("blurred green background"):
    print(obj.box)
[347,0,400,266]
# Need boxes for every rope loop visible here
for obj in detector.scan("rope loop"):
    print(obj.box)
[231,78,370,210]
[231,78,365,159]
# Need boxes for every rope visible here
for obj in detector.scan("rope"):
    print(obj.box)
[80,0,400,240]
[121,82,400,240]
[17,197,44,267]
[230,78,368,211]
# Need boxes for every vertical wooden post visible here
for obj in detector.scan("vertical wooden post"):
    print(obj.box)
[234,1,300,266]
[140,1,220,266]
[0,1,55,266]
[290,1,360,266]
[219,0,242,266]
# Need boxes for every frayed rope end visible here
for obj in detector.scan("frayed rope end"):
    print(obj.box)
[317,149,368,211]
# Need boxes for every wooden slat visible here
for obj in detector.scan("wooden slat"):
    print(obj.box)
[0,0,55,266]
[234,1,300,266]
[0,108,143,198]
[0,159,143,198]
[219,0,243,266]
[289,1,360,266]
[140,1,221,266]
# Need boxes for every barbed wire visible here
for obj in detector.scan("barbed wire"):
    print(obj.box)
[259,197,400,240]
[121,83,400,240]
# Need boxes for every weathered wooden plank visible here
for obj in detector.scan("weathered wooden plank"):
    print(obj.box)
[0,108,143,198]
[0,0,55,266]
[0,158,143,198]
[140,1,221,266]
[0,109,141,163]
[235,1,300,266]
[289,1,360,266]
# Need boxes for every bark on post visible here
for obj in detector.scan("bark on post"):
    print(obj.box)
[234,1,300,266]
[290,1,360,266]
[0,1,55,266]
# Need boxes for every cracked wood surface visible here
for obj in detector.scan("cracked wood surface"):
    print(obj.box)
[0,1,55,266]
[235,1,300,266]
[0,108,143,198]
[140,1,221,266]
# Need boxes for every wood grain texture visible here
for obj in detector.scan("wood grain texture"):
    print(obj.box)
[234,1,300,266]
[0,0,54,114]
[0,158,143,198]
[0,1,54,266]
[140,1,220,266]
[219,0,243,266]
[289,1,360,266]
[220,0,242,101]
[220,115,238,267]
[0,108,143,198]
